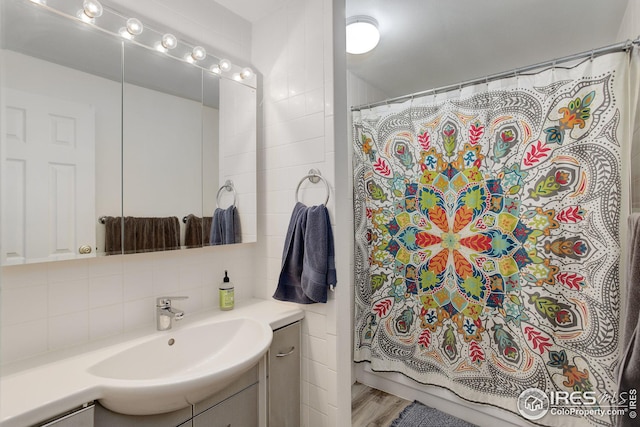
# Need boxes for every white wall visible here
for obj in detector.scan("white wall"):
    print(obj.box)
[251,0,349,425]
[0,246,256,363]
[617,0,640,41]
[618,0,640,211]
[123,83,202,219]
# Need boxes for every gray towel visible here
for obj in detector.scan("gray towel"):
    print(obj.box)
[210,208,224,245]
[618,213,640,426]
[104,216,180,254]
[210,206,239,245]
[301,204,336,303]
[273,202,336,304]
[184,214,213,248]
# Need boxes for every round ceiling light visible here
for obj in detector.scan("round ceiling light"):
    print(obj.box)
[346,16,379,54]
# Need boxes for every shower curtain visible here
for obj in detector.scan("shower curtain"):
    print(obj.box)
[353,49,639,427]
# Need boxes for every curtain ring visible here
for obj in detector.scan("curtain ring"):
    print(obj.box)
[590,49,595,62]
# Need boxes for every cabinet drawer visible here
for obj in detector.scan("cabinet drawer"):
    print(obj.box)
[40,405,94,427]
[193,365,258,416]
[192,383,258,427]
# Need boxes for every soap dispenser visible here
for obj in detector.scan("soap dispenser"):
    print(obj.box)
[219,270,234,310]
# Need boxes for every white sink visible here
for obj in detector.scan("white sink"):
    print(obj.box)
[87,317,272,415]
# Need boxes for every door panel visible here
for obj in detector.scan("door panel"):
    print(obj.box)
[2,89,95,264]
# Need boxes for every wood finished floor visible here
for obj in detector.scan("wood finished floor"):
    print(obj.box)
[352,382,411,427]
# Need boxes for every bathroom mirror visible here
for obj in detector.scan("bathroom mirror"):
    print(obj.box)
[0,0,257,264]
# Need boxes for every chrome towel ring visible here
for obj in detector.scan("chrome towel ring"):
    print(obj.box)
[216,180,237,209]
[295,168,330,206]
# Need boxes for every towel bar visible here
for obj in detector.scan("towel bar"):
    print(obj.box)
[295,169,330,206]
[216,180,237,209]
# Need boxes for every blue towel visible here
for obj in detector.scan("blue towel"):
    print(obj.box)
[210,208,224,245]
[210,206,239,245]
[273,202,337,304]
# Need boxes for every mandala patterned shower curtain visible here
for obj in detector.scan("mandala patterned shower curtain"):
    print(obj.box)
[353,50,639,427]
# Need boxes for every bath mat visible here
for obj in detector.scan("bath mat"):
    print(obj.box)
[390,401,477,427]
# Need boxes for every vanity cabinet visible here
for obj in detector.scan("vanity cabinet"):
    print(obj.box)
[52,320,301,427]
[95,366,258,427]
[268,321,301,427]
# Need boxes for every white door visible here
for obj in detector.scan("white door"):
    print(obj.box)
[2,89,95,264]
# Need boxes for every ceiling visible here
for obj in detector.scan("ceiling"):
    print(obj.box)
[345,0,630,99]
[215,0,631,102]
[212,0,288,23]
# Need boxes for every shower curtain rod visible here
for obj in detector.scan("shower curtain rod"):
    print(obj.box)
[351,36,640,112]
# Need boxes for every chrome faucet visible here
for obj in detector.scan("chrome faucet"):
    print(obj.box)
[156,296,188,331]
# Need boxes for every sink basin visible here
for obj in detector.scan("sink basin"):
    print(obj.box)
[87,317,272,415]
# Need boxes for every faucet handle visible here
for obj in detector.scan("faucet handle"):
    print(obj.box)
[156,296,189,307]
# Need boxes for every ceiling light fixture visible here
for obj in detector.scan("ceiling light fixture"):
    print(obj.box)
[25,0,257,88]
[346,16,380,54]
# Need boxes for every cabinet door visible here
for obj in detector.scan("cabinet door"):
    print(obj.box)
[268,321,300,427]
[94,403,191,427]
[193,384,258,427]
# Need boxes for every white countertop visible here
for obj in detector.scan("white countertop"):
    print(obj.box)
[0,299,304,427]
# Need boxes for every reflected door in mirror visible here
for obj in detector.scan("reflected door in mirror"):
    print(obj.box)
[2,89,95,264]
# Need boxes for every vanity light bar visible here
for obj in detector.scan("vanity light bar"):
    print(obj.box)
[26,0,256,86]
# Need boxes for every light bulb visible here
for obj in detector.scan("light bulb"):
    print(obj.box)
[161,33,177,50]
[240,67,253,79]
[191,46,206,61]
[210,65,221,74]
[219,59,232,72]
[126,18,143,36]
[82,0,103,19]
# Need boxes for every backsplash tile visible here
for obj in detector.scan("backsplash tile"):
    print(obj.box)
[49,312,89,351]
[49,280,89,317]
[1,247,255,364]
[1,284,47,326]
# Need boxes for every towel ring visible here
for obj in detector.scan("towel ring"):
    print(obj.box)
[216,180,237,209]
[295,169,330,205]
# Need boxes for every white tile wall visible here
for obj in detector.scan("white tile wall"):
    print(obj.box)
[619,0,640,211]
[252,0,345,424]
[0,245,256,364]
